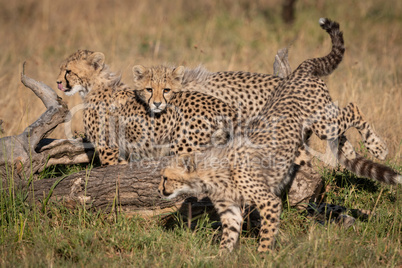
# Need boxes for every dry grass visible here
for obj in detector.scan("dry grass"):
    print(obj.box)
[0,0,401,163]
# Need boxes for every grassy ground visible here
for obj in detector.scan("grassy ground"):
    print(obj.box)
[1,164,401,267]
[1,0,401,266]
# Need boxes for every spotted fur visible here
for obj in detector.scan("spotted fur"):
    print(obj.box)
[160,33,397,186]
[57,50,132,164]
[159,18,401,253]
[57,50,235,164]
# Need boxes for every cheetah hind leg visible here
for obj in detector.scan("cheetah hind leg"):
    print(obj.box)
[342,103,388,159]
[357,121,388,160]
[255,191,282,253]
[311,102,388,160]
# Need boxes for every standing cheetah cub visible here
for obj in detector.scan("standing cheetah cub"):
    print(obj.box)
[159,18,402,253]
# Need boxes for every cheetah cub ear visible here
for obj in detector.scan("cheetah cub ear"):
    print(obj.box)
[172,66,185,83]
[87,52,105,70]
[132,65,147,81]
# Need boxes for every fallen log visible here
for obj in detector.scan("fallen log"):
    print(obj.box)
[26,156,323,220]
[27,158,188,216]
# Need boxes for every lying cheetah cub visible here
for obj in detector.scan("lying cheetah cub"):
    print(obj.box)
[132,65,185,113]
[159,18,402,253]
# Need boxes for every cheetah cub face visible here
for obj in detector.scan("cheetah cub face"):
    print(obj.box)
[132,65,185,113]
[158,156,200,199]
[56,50,105,98]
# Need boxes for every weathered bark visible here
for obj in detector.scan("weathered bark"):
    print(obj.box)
[35,138,95,171]
[27,158,188,216]
[0,64,94,184]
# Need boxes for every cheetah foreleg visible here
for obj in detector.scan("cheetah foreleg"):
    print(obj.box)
[213,200,243,253]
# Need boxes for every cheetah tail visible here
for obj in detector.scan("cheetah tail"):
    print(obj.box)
[335,148,402,185]
[297,18,345,77]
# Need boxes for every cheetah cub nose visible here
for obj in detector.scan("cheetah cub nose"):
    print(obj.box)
[154,102,162,108]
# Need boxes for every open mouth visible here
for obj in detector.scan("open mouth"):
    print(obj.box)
[57,83,71,92]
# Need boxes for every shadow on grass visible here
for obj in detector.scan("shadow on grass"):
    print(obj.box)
[330,169,380,193]
[161,196,261,239]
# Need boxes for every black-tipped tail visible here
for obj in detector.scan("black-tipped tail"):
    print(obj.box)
[297,18,345,77]
[337,150,402,185]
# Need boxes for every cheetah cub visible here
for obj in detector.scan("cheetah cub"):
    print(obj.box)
[132,65,185,113]
[159,18,402,253]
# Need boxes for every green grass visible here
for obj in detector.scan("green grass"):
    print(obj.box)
[1,164,401,267]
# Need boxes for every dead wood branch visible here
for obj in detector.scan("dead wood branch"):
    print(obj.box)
[273,47,292,78]
[0,64,94,183]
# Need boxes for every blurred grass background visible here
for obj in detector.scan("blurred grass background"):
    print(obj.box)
[0,0,400,163]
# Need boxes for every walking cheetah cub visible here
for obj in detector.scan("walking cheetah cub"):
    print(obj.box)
[159,18,402,253]
[132,50,394,188]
